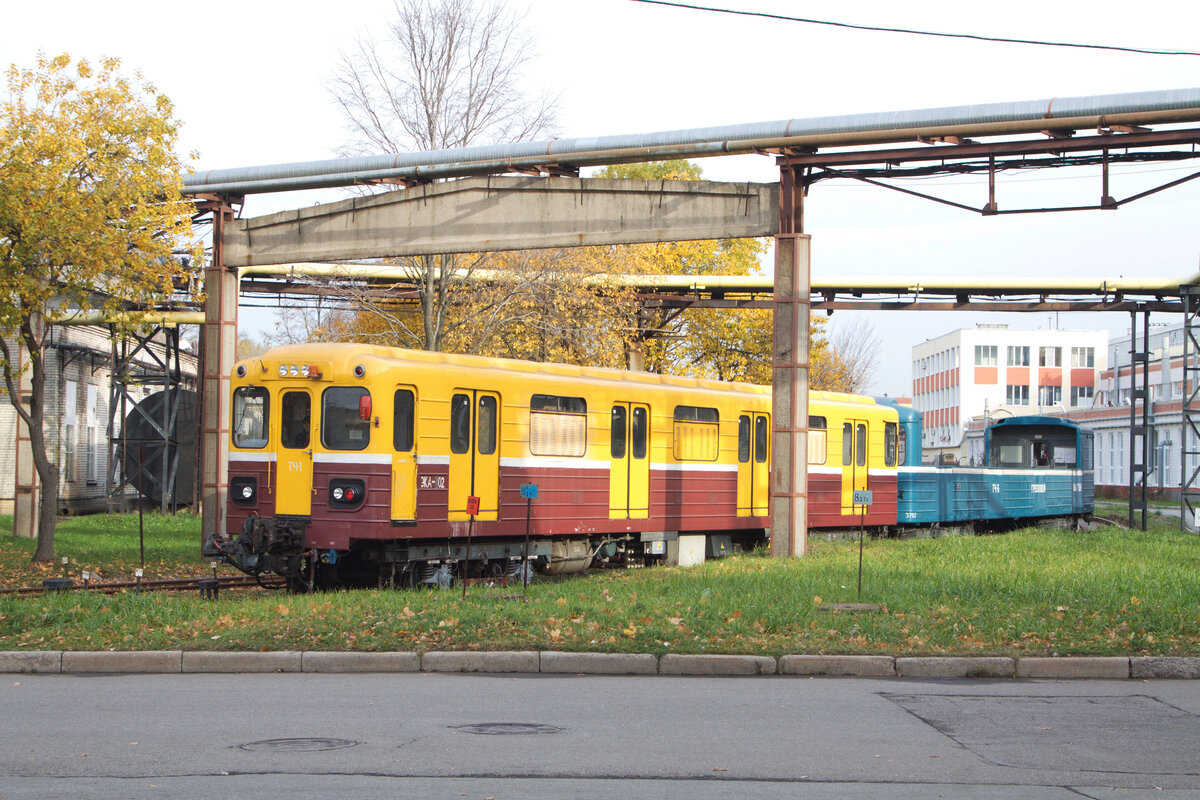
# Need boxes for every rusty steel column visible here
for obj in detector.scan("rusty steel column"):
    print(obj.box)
[771,166,810,557]
[198,195,240,547]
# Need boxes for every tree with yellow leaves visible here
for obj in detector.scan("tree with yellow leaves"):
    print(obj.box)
[0,54,195,561]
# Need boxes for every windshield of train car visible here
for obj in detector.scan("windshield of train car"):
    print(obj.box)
[322,387,371,451]
[232,386,269,449]
[1053,446,1076,467]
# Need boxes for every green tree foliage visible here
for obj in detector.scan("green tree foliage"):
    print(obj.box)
[0,54,194,560]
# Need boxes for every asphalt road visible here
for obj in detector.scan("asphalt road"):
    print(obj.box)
[2,673,1198,799]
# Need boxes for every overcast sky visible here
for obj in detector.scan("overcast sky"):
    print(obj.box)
[5,0,1199,393]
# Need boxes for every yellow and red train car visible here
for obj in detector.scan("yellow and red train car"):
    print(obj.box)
[207,344,898,588]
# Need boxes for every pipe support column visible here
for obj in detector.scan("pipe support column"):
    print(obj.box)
[771,232,810,557]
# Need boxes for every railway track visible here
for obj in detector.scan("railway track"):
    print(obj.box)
[0,574,286,597]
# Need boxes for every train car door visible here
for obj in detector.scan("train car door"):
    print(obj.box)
[276,389,314,516]
[448,390,500,521]
[737,412,771,516]
[391,387,417,521]
[609,402,650,519]
[840,419,869,514]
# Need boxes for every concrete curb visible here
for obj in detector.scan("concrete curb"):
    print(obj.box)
[304,651,419,673]
[182,651,301,673]
[659,653,776,675]
[780,655,894,677]
[540,651,657,675]
[1016,656,1129,679]
[4,651,1200,679]
[422,650,539,673]
[897,657,1015,679]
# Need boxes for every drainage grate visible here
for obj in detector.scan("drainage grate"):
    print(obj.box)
[453,722,566,735]
[238,737,360,752]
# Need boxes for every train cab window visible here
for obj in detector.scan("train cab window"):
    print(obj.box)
[280,391,310,450]
[232,386,269,449]
[754,415,768,464]
[322,387,371,451]
[897,427,906,465]
[530,394,587,457]
[842,423,853,466]
[451,394,471,454]
[996,444,1025,468]
[856,424,866,468]
[477,395,497,455]
[884,422,898,467]
[808,416,827,465]
[393,389,415,452]
[1052,446,1076,468]
[1032,442,1050,467]
[673,405,718,461]
[611,406,627,459]
[738,415,751,463]
[631,406,648,460]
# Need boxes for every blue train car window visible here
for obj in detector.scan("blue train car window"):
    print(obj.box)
[1053,446,1076,468]
[884,422,897,467]
[738,415,750,463]
[856,424,866,467]
[842,423,852,466]
[897,426,906,465]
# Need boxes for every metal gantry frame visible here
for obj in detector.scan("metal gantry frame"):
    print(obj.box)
[1127,310,1151,531]
[105,325,190,514]
[1182,287,1200,531]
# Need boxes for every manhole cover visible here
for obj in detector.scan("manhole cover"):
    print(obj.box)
[238,737,360,752]
[453,722,565,735]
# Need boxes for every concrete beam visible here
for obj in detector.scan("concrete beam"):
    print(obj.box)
[223,176,779,267]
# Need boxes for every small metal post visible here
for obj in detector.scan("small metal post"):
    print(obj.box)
[857,512,865,601]
[137,444,145,567]
[135,568,143,595]
[462,495,479,600]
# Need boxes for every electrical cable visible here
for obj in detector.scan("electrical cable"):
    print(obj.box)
[629,0,1200,57]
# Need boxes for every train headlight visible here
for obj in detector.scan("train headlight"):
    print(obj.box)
[230,477,257,506]
[278,365,287,377]
[241,485,254,500]
[289,364,299,377]
[300,364,309,377]
[329,479,366,509]
[332,486,345,501]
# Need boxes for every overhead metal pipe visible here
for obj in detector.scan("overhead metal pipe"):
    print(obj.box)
[50,311,206,326]
[183,88,1200,195]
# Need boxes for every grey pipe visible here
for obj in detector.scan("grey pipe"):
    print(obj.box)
[183,88,1200,195]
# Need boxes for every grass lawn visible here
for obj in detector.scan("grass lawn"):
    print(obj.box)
[1,514,1198,657]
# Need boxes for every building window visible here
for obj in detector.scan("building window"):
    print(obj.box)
[1070,386,1094,407]
[1039,347,1062,367]
[1038,385,1062,406]
[1007,346,1030,366]
[63,380,77,483]
[1071,347,1095,368]
[1006,384,1030,405]
[975,345,997,366]
[85,385,98,483]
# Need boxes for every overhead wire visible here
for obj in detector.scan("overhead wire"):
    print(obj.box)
[629,0,1200,57]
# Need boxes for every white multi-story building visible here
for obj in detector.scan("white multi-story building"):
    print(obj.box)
[912,325,1108,455]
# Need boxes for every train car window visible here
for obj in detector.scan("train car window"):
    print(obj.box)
[884,422,897,467]
[450,394,471,454]
[737,415,751,463]
[1053,446,1076,468]
[611,406,627,459]
[856,424,866,468]
[673,405,718,423]
[232,386,269,449]
[842,423,852,466]
[996,444,1024,468]
[530,395,587,457]
[393,389,415,452]
[897,427,906,465]
[754,415,768,464]
[632,406,648,460]
[808,416,827,465]
[477,396,498,455]
[280,391,310,450]
[532,394,586,414]
[321,387,371,451]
